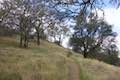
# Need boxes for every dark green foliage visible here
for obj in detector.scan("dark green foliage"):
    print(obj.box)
[103,44,120,65]
[70,13,119,65]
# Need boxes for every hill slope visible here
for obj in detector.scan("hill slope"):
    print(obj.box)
[0,37,120,80]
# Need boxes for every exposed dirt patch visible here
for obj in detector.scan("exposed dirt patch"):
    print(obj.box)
[67,60,80,80]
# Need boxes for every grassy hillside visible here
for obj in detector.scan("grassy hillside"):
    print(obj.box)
[0,37,120,80]
[72,53,120,80]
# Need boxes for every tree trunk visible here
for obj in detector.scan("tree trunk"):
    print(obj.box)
[20,35,23,47]
[59,35,63,46]
[19,33,23,47]
[23,32,28,48]
[37,32,40,46]
[83,53,87,58]
[83,51,88,58]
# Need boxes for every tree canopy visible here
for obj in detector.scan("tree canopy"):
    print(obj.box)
[69,13,119,65]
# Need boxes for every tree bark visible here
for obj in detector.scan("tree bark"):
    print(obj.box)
[23,33,28,48]
[19,33,23,47]
[37,32,40,46]
[83,50,88,58]
[83,52,88,58]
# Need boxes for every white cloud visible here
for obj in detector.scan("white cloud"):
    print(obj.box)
[116,36,120,57]
[104,8,120,32]
[100,8,120,50]
[105,9,120,40]
[98,8,120,27]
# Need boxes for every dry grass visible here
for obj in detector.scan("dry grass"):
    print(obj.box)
[1,37,120,80]
[72,53,120,80]
[0,37,68,80]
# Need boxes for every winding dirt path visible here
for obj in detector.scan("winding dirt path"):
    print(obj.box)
[67,60,80,80]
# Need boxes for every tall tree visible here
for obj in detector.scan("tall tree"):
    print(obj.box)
[1,0,34,47]
[69,13,118,58]
[31,1,47,46]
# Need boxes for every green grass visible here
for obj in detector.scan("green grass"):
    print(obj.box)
[0,37,120,80]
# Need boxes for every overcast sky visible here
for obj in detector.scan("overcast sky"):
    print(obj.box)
[100,7,120,50]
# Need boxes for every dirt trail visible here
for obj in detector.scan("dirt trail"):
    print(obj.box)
[67,60,80,80]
